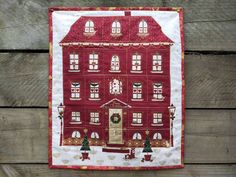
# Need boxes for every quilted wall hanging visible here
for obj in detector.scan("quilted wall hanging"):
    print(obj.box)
[48,7,184,170]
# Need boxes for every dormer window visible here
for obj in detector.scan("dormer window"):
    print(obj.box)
[138,20,148,37]
[84,20,95,36]
[111,21,122,37]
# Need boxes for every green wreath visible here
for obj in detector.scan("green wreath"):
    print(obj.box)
[110,113,121,124]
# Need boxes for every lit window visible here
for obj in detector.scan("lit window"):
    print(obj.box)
[153,113,162,124]
[132,83,142,100]
[132,113,142,124]
[72,131,81,138]
[153,83,164,101]
[152,54,162,72]
[91,132,99,139]
[131,54,141,71]
[71,83,80,99]
[139,20,148,34]
[109,79,122,95]
[69,53,79,71]
[132,132,142,140]
[90,112,99,123]
[112,21,121,34]
[110,55,120,72]
[90,83,99,99]
[85,20,94,33]
[89,53,99,71]
[153,133,162,140]
[71,112,80,122]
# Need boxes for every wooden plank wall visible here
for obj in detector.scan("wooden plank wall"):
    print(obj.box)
[0,0,236,176]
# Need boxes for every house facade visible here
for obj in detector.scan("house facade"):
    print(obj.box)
[59,11,174,148]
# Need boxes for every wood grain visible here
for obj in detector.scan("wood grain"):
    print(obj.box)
[1,53,236,108]
[0,164,236,177]
[0,108,235,163]
[0,0,236,50]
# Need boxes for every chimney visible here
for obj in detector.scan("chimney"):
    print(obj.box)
[125,11,131,16]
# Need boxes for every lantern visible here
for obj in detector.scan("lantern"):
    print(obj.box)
[168,104,176,120]
[57,103,65,118]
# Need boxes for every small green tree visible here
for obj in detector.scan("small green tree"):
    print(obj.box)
[80,129,90,152]
[142,130,153,154]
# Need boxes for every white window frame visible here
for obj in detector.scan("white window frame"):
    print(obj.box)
[152,113,163,126]
[153,133,162,140]
[89,82,100,100]
[85,20,94,33]
[110,55,120,72]
[71,112,80,121]
[152,83,164,101]
[152,53,162,73]
[91,132,99,139]
[90,112,100,125]
[132,132,142,140]
[88,53,99,72]
[132,113,142,125]
[109,79,122,95]
[72,131,81,138]
[69,53,79,71]
[71,83,81,100]
[111,21,121,34]
[132,83,143,101]
[131,53,142,72]
[139,20,148,34]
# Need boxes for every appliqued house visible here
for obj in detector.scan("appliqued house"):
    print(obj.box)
[59,11,174,150]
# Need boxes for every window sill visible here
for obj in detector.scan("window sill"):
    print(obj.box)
[109,70,121,73]
[110,33,122,37]
[131,123,143,126]
[70,122,82,125]
[89,122,101,125]
[137,33,149,37]
[151,123,163,126]
[130,70,143,73]
[88,70,100,72]
[83,31,96,37]
[131,98,144,101]
[89,98,101,101]
[151,71,163,74]
[68,70,80,72]
[70,98,81,101]
[152,98,165,102]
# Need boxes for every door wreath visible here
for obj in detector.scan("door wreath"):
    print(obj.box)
[110,113,121,124]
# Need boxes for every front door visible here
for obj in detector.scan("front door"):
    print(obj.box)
[109,108,123,144]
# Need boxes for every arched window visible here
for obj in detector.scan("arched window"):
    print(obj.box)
[85,20,94,33]
[91,132,99,139]
[72,131,81,138]
[109,79,122,95]
[153,132,162,140]
[110,55,120,71]
[132,132,142,140]
[112,21,121,34]
[139,20,148,34]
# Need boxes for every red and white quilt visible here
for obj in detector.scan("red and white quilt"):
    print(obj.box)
[48,7,184,170]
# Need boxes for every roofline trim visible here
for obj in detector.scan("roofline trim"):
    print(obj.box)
[59,42,173,46]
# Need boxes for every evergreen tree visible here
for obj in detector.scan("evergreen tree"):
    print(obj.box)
[80,132,90,152]
[142,132,153,154]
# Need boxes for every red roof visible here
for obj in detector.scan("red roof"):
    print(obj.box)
[60,15,173,44]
